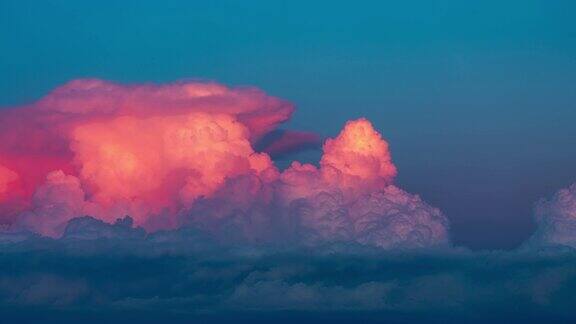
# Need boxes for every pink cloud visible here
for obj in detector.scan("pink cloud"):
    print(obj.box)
[0,79,449,249]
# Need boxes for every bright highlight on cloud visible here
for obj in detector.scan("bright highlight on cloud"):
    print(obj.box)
[0,79,449,249]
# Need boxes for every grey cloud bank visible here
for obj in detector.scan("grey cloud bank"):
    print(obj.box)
[2,210,576,323]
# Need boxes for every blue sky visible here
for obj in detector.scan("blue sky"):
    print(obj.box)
[1,0,576,249]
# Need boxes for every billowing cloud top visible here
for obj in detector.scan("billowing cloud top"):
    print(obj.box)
[0,79,449,249]
[322,118,397,187]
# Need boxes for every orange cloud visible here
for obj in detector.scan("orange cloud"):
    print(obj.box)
[280,118,397,201]
[321,118,396,190]
[0,79,289,232]
[71,112,276,227]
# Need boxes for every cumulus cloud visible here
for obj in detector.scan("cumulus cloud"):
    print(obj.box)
[278,186,448,249]
[0,78,448,250]
[0,79,287,231]
[526,183,576,249]
[179,119,448,249]
[320,118,397,190]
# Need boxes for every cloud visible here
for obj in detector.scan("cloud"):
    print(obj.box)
[0,78,448,250]
[2,77,576,322]
[255,129,322,159]
[0,79,288,230]
[526,183,576,249]
[15,171,88,237]
[180,119,448,249]
[0,164,18,196]
[1,221,576,321]
[320,118,397,191]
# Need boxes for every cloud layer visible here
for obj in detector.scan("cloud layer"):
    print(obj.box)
[1,221,576,322]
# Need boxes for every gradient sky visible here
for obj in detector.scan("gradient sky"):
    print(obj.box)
[1,0,576,249]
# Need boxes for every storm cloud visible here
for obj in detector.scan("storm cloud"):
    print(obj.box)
[0,79,449,249]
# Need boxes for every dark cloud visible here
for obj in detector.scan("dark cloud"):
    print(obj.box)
[1,216,576,322]
[255,129,322,159]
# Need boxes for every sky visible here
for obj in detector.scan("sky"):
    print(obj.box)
[1,1,576,250]
[4,1,576,322]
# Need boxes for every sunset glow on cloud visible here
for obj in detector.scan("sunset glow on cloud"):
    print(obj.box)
[0,164,18,198]
[0,79,448,248]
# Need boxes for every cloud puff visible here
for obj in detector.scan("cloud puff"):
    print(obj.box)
[70,112,274,228]
[15,171,88,238]
[320,118,397,191]
[526,183,576,249]
[280,186,449,249]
